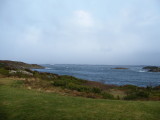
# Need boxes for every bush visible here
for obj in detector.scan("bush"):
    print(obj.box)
[53,80,67,87]
[91,87,102,94]
[0,63,5,68]
[153,85,160,90]
[25,69,33,73]
[11,80,24,87]
[66,83,91,92]
[124,94,137,100]
[14,72,29,78]
[121,85,138,90]
[33,72,41,78]
[0,68,9,76]
[52,80,102,94]
[59,75,86,85]
[136,91,149,98]
[101,92,114,99]
[124,90,149,100]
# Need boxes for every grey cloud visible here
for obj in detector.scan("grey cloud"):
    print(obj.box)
[0,0,160,65]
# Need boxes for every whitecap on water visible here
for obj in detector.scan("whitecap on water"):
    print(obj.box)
[45,67,52,69]
[139,70,146,73]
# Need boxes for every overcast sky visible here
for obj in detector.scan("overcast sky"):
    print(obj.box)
[0,0,160,65]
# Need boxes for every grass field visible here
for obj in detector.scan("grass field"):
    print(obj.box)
[0,78,160,120]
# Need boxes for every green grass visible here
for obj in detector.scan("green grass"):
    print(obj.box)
[0,78,160,120]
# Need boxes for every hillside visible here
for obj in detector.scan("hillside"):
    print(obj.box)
[0,60,44,69]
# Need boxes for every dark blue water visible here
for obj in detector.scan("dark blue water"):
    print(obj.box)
[33,64,160,87]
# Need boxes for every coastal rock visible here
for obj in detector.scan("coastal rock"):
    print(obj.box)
[143,66,160,72]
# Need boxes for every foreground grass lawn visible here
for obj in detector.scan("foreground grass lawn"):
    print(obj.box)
[0,78,160,120]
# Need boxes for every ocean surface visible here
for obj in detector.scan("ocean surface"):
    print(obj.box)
[33,64,160,87]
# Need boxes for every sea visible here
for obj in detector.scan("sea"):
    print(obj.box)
[33,64,160,87]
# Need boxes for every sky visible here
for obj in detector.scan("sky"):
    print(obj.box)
[0,0,160,65]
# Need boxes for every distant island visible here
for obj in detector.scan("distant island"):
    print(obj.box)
[112,67,128,69]
[143,66,160,72]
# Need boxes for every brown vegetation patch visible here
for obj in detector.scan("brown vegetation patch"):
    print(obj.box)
[84,80,117,90]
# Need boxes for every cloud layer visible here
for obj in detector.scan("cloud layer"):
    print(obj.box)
[0,0,160,65]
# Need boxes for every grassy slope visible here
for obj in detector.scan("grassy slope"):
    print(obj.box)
[0,60,44,69]
[0,78,160,120]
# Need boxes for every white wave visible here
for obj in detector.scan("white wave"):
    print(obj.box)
[45,67,52,69]
[139,70,146,72]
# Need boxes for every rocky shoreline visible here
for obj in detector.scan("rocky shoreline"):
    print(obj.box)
[143,66,160,72]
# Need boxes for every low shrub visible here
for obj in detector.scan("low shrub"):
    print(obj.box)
[91,87,102,94]
[25,69,33,73]
[101,92,114,99]
[153,85,160,90]
[0,68,9,76]
[52,80,102,94]
[11,80,24,87]
[33,72,42,78]
[59,75,86,85]
[53,80,67,87]
[124,90,149,100]
[67,83,91,92]
[120,85,138,90]
[14,72,30,78]
[137,91,149,98]
[0,63,4,66]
